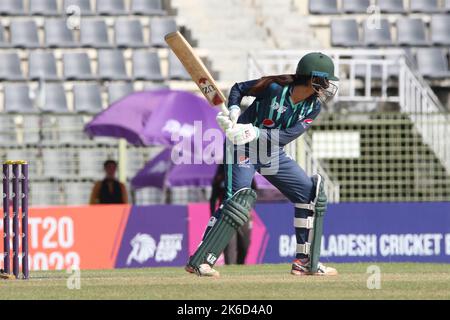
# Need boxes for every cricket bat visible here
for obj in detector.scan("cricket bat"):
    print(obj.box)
[165,31,229,115]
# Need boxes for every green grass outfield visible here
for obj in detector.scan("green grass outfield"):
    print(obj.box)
[1,263,450,300]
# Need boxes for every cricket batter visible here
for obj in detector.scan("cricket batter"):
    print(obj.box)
[186,52,339,277]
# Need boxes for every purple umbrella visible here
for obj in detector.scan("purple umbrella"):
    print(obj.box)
[132,148,277,190]
[84,89,222,147]
[131,148,220,188]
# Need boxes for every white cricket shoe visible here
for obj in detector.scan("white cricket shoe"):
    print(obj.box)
[291,259,338,276]
[196,264,220,277]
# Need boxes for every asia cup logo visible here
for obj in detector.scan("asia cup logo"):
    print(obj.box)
[126,233,184,265]
[126,233,157,265]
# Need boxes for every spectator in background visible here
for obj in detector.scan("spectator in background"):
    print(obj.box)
[90,160,128,204]
[209,164,256,265]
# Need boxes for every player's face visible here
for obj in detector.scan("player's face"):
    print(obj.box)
[311,77,338,104]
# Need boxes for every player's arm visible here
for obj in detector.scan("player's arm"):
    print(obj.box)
[225,79,273,128]
[260,102,321,146]
[227,79,261,108]
[217,79,260,131]
[227,101,321,146]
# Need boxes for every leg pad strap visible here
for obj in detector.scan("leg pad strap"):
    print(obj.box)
[294,217,314,229]
[296,243,311,255]
[295,203,316,212]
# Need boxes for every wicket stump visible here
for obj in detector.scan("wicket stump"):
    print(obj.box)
[1,160,29,280]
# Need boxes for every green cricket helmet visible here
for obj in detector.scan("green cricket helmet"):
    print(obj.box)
[296,52,339,103]
[296,52,339,81]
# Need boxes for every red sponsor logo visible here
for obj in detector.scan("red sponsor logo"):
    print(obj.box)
[304,119,313,125]
[238,156,250,165]
[262,119,275,128]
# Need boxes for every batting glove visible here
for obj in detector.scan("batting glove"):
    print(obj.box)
[226,124,260,145]
[216,112,233,131]
[228,105,241,126]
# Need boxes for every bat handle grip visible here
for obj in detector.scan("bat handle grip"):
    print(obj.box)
[219,103,229,116]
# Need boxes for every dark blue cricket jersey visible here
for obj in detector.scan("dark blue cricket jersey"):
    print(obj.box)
[228,80,321,147]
